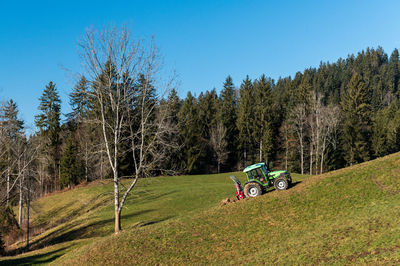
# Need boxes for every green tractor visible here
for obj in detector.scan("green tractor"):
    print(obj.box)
[243,162,292,197]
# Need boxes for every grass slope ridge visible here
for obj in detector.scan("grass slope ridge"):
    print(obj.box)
[60,153,400,265]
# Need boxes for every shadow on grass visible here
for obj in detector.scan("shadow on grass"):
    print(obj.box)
[17,208,174,255]
[28,209,157,249]
[0,245,71,266]
[263,181,302,194]
[290,181,302,188]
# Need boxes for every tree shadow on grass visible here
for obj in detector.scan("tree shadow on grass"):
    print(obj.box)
[27,209,157,249]
[21,207,174,254]
[0,245,71,266]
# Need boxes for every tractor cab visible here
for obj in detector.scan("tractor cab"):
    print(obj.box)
[242,162,292,197]
[243,163,268,185]
[243,162,271,186]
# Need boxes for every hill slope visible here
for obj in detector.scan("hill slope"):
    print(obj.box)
[3,153,400,265]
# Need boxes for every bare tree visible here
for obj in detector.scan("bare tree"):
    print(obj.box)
[319,105,341,173]
[308,92,323,175]
[210,123,229,173]
[79,25,177,233]
[289,104,307,175]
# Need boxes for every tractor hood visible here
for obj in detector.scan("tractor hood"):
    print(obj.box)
[268,170,289,177]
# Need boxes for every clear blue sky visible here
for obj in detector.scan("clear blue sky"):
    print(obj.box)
[1,0,400,131]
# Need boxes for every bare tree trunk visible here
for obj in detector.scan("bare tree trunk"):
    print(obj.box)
[259,140,262,162]
[300,137,304,175]
[6,167,10,206]
[85,142,88,182]
[100,149,103,180]
[26,176,30,251]
[113,129,120,233]
[18,167,23,225]
[309,141,313,175]
[244,147,247,168]
[285,126,288,171]
[320,140,326,174]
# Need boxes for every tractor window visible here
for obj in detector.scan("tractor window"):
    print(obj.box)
[250,168,267,184]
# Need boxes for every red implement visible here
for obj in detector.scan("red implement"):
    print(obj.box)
[230,175,245,200]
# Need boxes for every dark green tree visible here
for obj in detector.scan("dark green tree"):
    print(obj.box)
[386,48,400,95]
[178,92,204,173]
[68,76,91,121]
[35,81,61,191]
[0,99,24,206]
[1,99,24,139]
[341,72,372,165]
[372,99,400,156]
[217,76,238,170]
[60,135,82,188]
[237,76,255,167]
[159,89,182,173]
[253,75,274,161]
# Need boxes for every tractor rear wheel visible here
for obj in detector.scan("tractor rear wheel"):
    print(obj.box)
[244,183,262,198]
[274,177,289,191]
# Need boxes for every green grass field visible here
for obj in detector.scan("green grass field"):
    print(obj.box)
[2,153,400,265]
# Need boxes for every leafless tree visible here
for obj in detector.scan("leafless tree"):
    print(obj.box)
[319,105,341,173]
[210,123,229,173]
[79,25,177,233]
[308,92,323,175]
[290,104,307,174]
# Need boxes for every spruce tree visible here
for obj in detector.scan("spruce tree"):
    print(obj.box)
[341,72,372,165]
[1,99,24,139]
[69,76,90,121]
[236,76,255,167]
[0,99,24,205]
[217,76,238,169]
[178,92,204,173]
[253,75,274,161]
[60,135,82,188]
[387,48,400,94]
[35,81,61,191]
[198,89,218,139]
[160,89,182,173]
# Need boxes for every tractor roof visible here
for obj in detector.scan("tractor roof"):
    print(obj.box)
[243,162,265,173]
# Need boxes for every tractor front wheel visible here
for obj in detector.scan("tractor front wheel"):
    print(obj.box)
[244,183,262,198]
[274,177,289,191]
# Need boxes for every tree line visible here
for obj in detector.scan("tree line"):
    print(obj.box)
[2,28,400,240]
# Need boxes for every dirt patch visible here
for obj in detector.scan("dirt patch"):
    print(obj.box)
[219,198,240,206]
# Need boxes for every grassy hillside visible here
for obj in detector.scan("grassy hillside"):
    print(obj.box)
[2,153,400,265]
[0,171,257,264]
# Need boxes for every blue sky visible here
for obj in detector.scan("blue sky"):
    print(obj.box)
[1,0,400,131]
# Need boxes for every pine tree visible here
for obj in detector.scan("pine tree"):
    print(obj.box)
[134,73,157,120]
[253,75,274,162]
[237,76,255,167]
[60,135,82,188]
[217,76,238,170]
[35,81,61,147]
[158,89,182,173]
[341,72,372,165]
[0,99,24,205]
[198,89,218,139]
[69,76,91,121]
[387,48,400,94]
[35,81,61,192]
[1,99,24,140]
[178,92,204,173]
